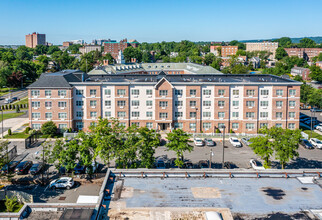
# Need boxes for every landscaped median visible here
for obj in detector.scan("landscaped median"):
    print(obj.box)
[0,112,25,122]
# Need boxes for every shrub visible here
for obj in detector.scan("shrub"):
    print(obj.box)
[9,104,12,109]
[41,121,57,136]
[5,196,18,212]
[16,105,20,113]
[5,105,8,110]
[216,128,220,133]
[230,129,234,133]
[8,129,12,136]
[20,104,23,108]
[25,127,30,134]
[12,105,15,109]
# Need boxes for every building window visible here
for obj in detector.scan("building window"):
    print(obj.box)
[32,124,41,130]
[117,89,126,96]
[218,123,225,129]
[76,111,83,117]
[203,89,211,95]
[146,122,153,129]
[276,112,283,118]
[260,101,269,107]
[45,90,52,96]
[203,112,211,117]
[246,123,255,129]
[119,122,126,127]
[146,89,152,95]
[276,101,283,107]
[45,101,52,108]
[45,112,52,119]
[190,89,197,96]
[146,112,153,117]
[232,101,239,106]
[90,89,97,96]
[232,112,239,117]
[289,112,295,118]
[203,123,211,129]
[104,89,111,95]
[76,89,83,95]
[175,112,183,118]
[58,113,67,119]
[117,100,126,106]
[261,90,269,95]
[276,89,283,96]
[159,101,168,107]
[218,101,225,107]
[260,112,268,118]
[190,101,197,107]
[260,123,268,128]
[218,112,225,118]
[31,90,40,97]
[58,90,67,96]
[104,111,111,118]
[117,112,126,117]
[159,90,168,96]
[288,123,295,129]
[289,89,296,96]
[32,113,40,119]
[131,89,139,95]
[90,100,97,107]
[58,102,67,108]
[76,122,83,130]
[218,89,225,96]
[174,122,183,129]
[246,112,255,118]
[232,123,239,129]
[132,112,140,117]
[131,100,140,106]
[131,122,140,127]
[232,90,239,95]
[175,89,183,95]
[76,100,83,106]
[159,113,168,119]
[175,101,183,107]
[275,123,282,128]
[32,101,40,108]
[190,112,197,118]
[146,100,152,106]
[105,100,111,107]
[246,90,255,96]
[246,101,255,107]
[203,101,211,106]
[289,101,296,107]
[58,124,67,130]
[190,123,196,130]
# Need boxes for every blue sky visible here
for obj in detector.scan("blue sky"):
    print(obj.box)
[0,0,321,45]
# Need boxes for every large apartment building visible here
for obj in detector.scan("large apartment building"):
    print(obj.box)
[25,32,46,48]
[284,48,322,61]
[210,46,238,57]
[246,42,278,60]
[104,38,139,60]
[28,65,301,134]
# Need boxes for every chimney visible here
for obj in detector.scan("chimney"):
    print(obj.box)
[131,58,137,63]
[103,59,109,65]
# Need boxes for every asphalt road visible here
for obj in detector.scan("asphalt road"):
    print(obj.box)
[0,88,28,106]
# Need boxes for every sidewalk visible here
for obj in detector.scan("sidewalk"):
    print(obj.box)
[1,116,28,137]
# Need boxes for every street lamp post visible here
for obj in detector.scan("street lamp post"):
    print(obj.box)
[209,149,214,168]
[310,110,315,139]
[221,125,226,168]
[195,107,198,134]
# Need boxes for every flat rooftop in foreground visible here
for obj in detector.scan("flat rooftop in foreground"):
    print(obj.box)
[107,176,322,219]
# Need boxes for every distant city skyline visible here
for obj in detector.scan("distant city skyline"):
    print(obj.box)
[0,0,322,45]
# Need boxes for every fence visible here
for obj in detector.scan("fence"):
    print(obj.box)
[0,145,17,162]
[192,132,264,139]
[63,132,78,140]
[25,132,39,149]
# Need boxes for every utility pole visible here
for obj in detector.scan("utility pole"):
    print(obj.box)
[209,149,213,168]
[221,125,226,169]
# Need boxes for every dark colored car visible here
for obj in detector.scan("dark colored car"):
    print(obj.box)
[183,161,193,169]
[168,158,179,168]
[11,97,18,101]
[1,161,20,174]
[74,163,86,174]
[198,160,209,169]
[15,161,33,175]
[29,163,45,175]
[301,139,314,149]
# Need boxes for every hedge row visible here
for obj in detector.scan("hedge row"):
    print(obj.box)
[1,103,28,110]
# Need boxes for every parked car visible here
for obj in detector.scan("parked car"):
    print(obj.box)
[155,157,167,169]
[29,163,45,175]
[205,211,223,220]
[204,138,215,146]
[11,97,18,101]
[198,160,209,169]
[183,161,193,169]
[310,108,322,112]
[50,177,74,190]
[229,137,241,147]
[168,158,179,168]
[309,138,322,149]
[316,124,322,132]
[224,162,237,169]
[1,161,19,174]
[241,137,252,146]
[194,138,204,147]
[4,98,12,104]
[249,159,265,170]
[74,163,86,174]
[301,139,314,149]
[15,161,33,175]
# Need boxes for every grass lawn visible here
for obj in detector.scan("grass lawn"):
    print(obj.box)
[301,126,322,140]
[12,98,28,106]
[0,201,24,213]
[4,132,29,139]
[0,112,25,122]
[0,88,16,97]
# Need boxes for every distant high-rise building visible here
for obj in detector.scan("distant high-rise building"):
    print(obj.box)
[70,39,84,45]
[92,39,116,45]
[246,42,278,60]
[25,32,46,48]
[63,42,73,47]
[104,38,139,60]
[210,46,238,57]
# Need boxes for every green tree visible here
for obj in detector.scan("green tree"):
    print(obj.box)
[204,53,215,65]
[35,45,48,55]
[123,46,143,62]
[47,46,61,55]
[0,140,9,171]
[165,129,193,167]
[142,52,152,63]
[5,196,18,212]
[299,38,316,48]
[308,89,322,108]
[137,127,160,168]
[309,65,322,82]
[117,125,139,168]
[273,37,292,48]
[231,63,249,74]
[275,47,288,60]
[41,121,57,136]
[103,53,115,64]
[249,134,273,168]
[300,83,314,104]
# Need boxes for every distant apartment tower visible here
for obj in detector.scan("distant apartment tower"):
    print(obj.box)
[284,48,322,61]
[246,42,278,60]
[104,38,139,60]
[93,39,116,45]
[210,46,238,57]
[25,32,46,48]
[79,45,102,54]
[290,66,311,81]
[63,42,73,47]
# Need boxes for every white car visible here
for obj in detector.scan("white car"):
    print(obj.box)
[50,177,74,190]
[250,159,265,170]
[229,137,241,147]
[309,138,322,149]
[194,138,204,146]
[315,124,322,132]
